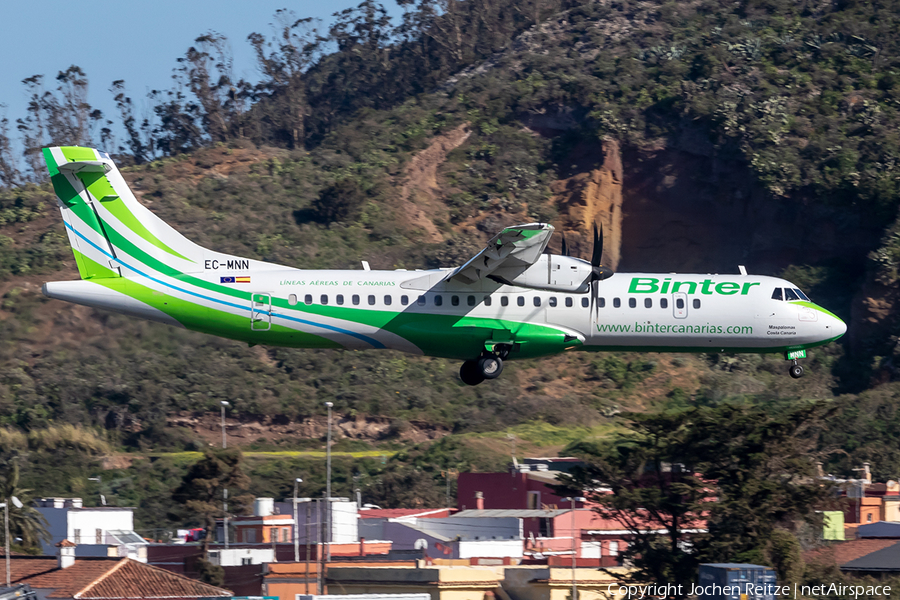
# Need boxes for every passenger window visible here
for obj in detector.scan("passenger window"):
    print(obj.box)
[533,297,541,307]
[336,294,344,305]
[434,295,443,306]
[676,298,685,309]
[384,295,392,306]
[501,296,509,307]
[693,298,701,309]
[599,297,605,308]
[368,295,376,306]
[565,298,573,308]
[352,294,360,305]
[320,294,328,305]
[484,296,492,306]
[644,298,652,308]
[401,295,409,306]
[417,295,426,306]
[794,288,810,301]
[451,295,460,306]
[613,298,621,308]
[549,297,557,307]
[304,294,313,305]
[784,288,799,301]
[628,298,636,308]
[660,298,668,309]
[772,288,783,301]
[517,297,525,307]
[581,298,589,308]
[467,295,476,306]
[288,294,298,306]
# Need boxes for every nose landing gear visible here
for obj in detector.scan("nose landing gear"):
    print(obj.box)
[785,349,807,378]
[459,345,511,386]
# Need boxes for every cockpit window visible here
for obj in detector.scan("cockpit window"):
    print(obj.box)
[784,288,799,301]
[771,288,783,301]
[793,288,810,301]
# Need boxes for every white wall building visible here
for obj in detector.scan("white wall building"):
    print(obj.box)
[208,547,276,566]
[382,516,524,560]
[35,497,147,562]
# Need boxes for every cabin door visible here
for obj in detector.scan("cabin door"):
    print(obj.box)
[673,292,688,319]
[251,292,272,330]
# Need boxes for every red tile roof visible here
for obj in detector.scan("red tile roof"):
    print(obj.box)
[805,539,900,566]
[10,556,231,599]
[77,559,232,599]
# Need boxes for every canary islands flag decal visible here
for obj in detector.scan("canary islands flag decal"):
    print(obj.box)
[221,276,251,283]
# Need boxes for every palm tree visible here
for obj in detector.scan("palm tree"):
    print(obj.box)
[0,460,49,551]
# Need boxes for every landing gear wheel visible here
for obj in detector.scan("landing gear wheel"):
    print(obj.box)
[789,362,804,379]
[460,360,485,386]
[478,355,504,379]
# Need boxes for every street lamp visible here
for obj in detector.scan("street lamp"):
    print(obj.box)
[220,401,230,449]
[2,496,21,587]
[293,477,303,562]
[565,496,586,600]
[324,402,333,562]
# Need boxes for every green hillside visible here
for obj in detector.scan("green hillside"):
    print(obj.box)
[3,0,900,542]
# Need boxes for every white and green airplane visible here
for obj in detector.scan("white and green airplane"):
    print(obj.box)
[41,146,846,385]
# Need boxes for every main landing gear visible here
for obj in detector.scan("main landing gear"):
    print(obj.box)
[459,345,511,386]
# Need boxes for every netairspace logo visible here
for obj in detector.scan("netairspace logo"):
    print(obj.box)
[606,582,892,599]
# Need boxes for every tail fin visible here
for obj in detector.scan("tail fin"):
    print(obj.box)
[44,146,205,280]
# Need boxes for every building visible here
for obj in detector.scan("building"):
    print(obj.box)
[322,564,627,600]
[221,497,360,545]
[457,462,586,512]
[6,542,230,600]
[35,498,147,562]
[383,515,523,560]
[806,537,900,577]
[359,509,455,541]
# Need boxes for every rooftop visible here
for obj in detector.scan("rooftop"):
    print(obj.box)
[360,508,454,520]
[9,556,231,599]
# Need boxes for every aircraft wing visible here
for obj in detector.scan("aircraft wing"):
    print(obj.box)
[448,223,554,284]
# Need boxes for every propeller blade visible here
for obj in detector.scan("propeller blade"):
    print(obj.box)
[561,233,569,257]
[591,223,603,267]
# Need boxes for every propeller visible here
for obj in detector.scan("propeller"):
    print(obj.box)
[588,222,614,321]
[561,233,569,257]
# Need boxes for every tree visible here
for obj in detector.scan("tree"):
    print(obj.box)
[310,177,369,223]
[561,404,833,599]
[0,107,21,188]
[170,448,252,561]
[248,11,321,149]
[0,460,49,551]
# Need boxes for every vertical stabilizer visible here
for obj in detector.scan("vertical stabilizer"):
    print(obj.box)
[43,146,206,280]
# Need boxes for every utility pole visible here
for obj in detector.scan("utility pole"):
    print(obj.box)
[220,401,230,448]
[305,501,311,594]
[566,496,585,600]
[325,401,333,563]
[223,489,229,550]
[2,501,8,587]
[293,478,303,563]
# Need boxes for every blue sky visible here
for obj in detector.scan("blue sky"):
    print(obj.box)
[0,0,399,147]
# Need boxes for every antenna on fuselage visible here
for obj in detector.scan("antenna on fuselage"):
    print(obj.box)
[738,265,747,276]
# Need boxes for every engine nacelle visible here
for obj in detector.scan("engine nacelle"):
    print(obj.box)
[491,254,592,293]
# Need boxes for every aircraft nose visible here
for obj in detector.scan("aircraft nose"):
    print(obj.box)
[835,316,847,338]
[829,314,847,339]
